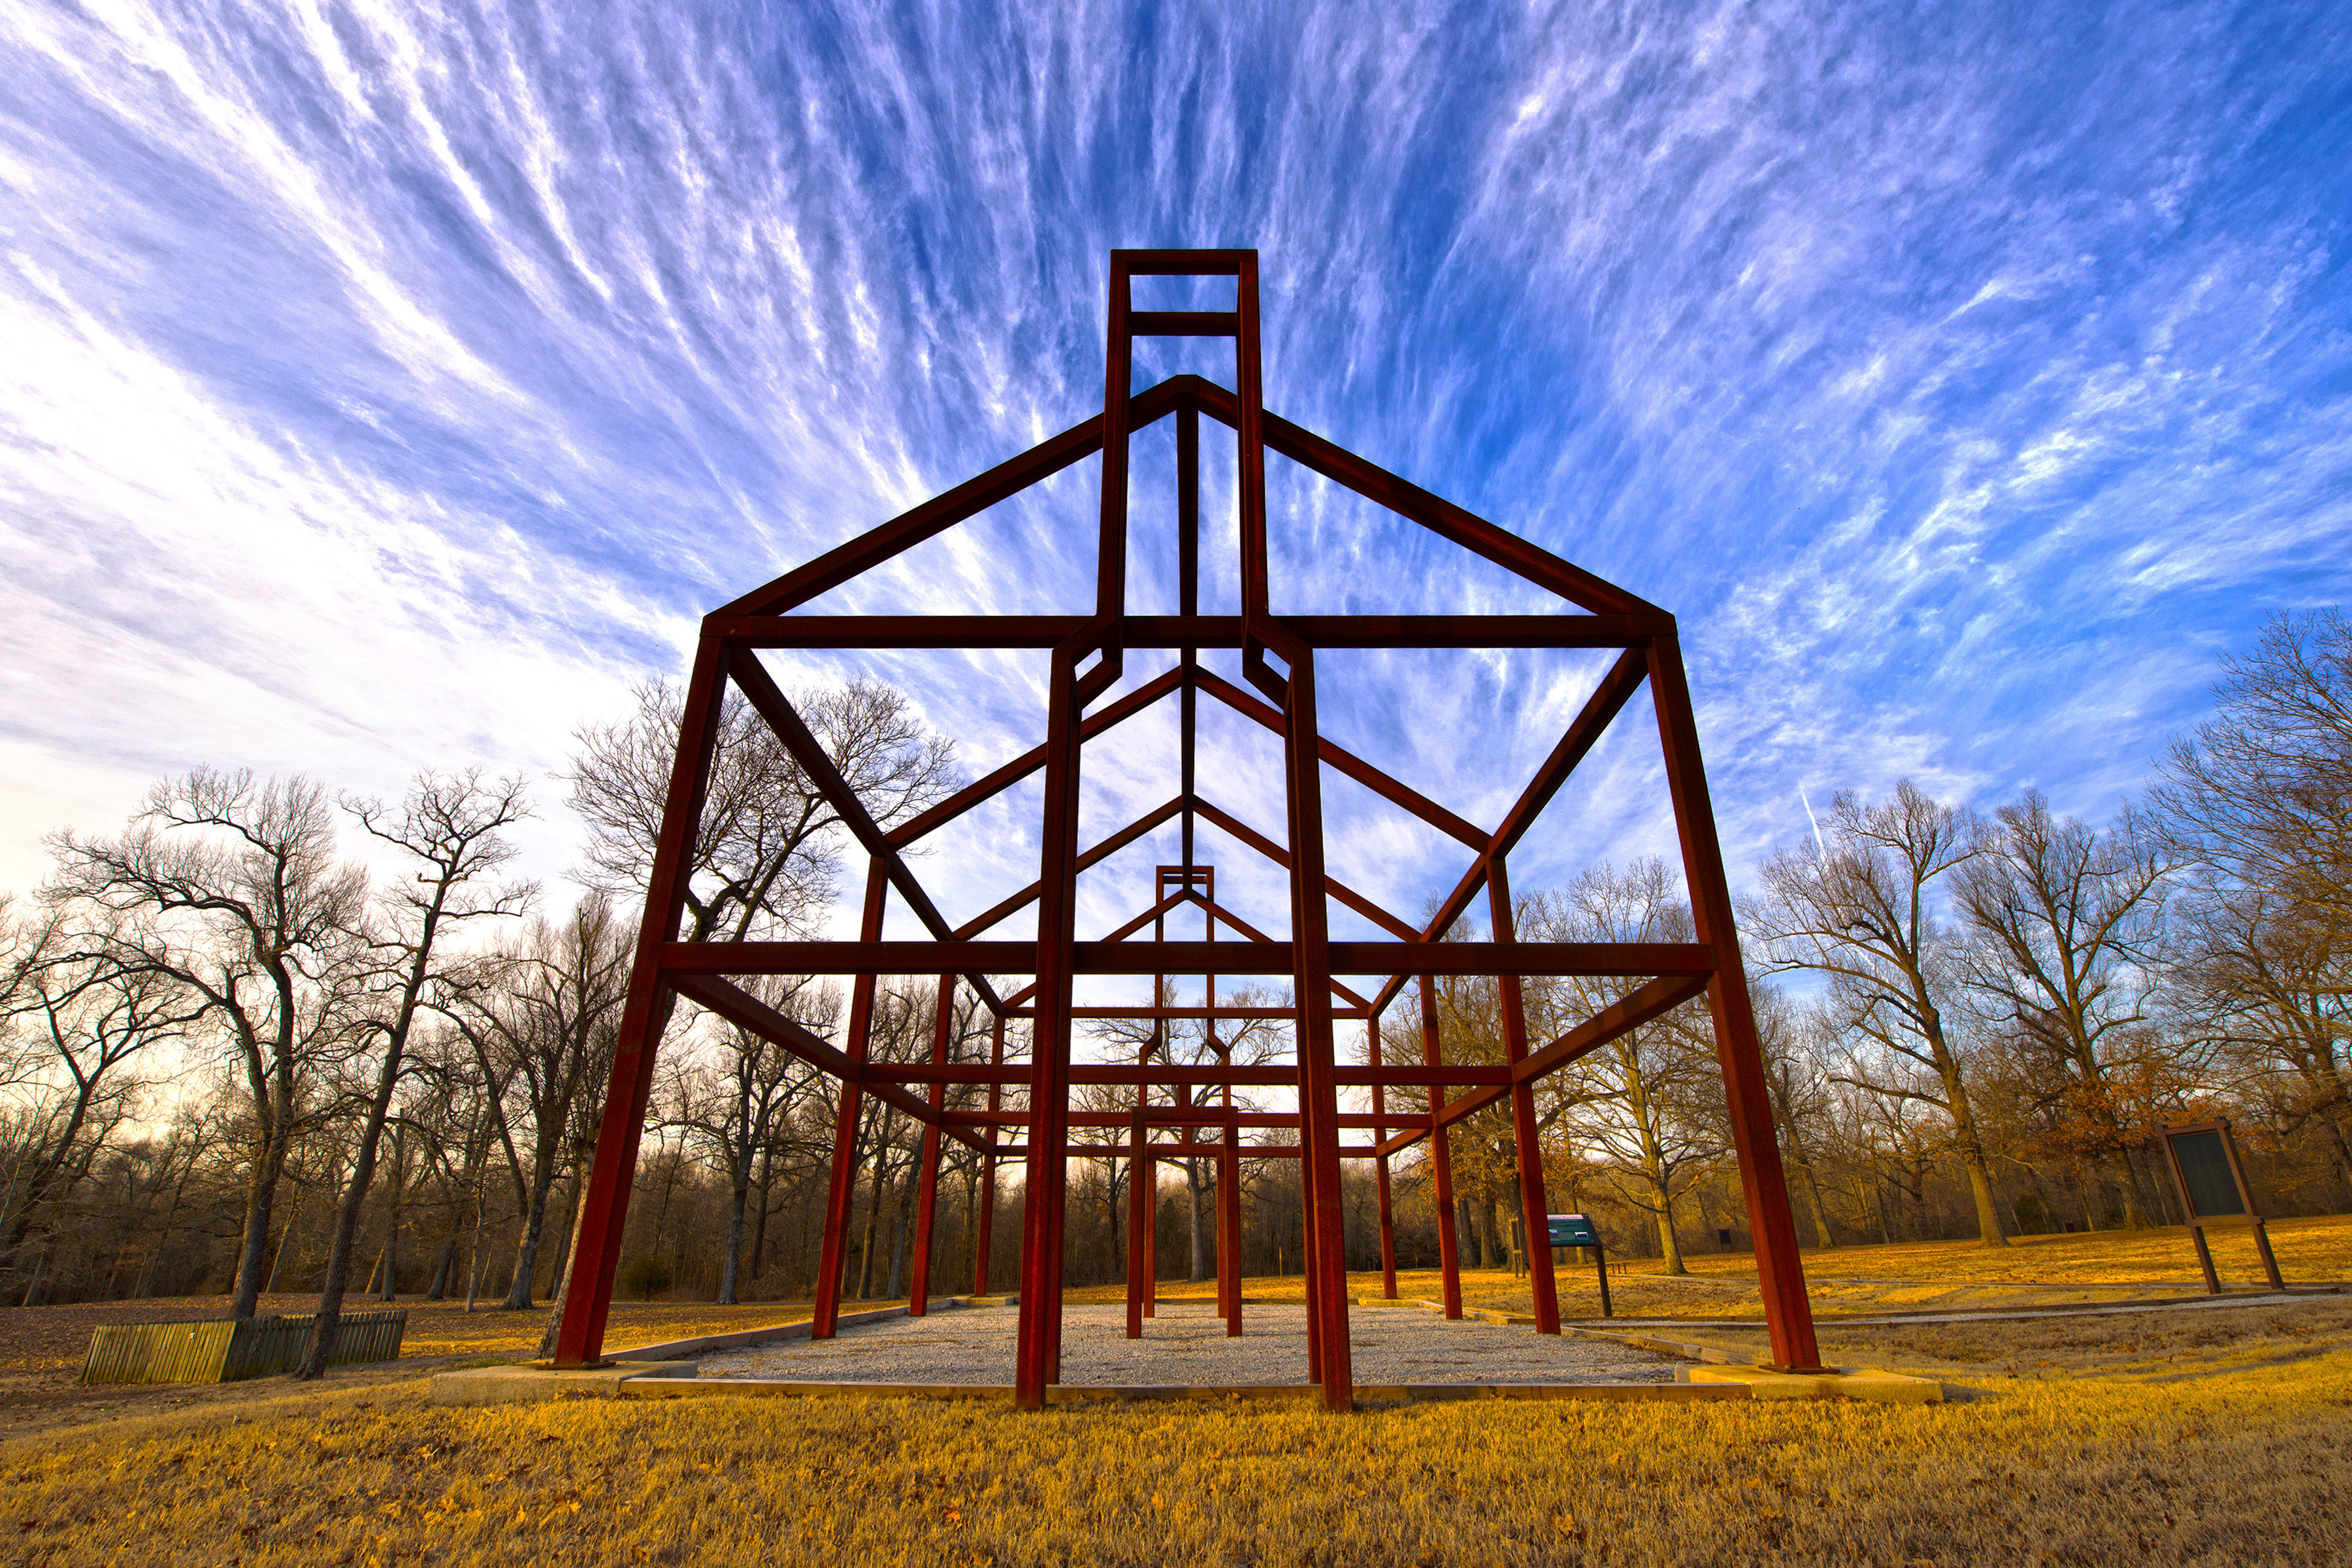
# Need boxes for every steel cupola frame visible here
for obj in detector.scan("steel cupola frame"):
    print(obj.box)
[549,249,1825,1411]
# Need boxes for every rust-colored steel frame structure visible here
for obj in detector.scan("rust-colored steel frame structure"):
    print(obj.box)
[552,249,1823,1410]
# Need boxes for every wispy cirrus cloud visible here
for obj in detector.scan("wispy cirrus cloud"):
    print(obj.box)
[2,1,2347,968]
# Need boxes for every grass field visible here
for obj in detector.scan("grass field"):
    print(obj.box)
[3,1226,2347,1563]
[4,1298,2349,1565]
[1095,1213,2352,1323]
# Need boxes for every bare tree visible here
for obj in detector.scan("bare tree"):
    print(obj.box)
[1753,985,1838,1250]
[666,977,835,1303]
[438,898,630,1311]
[566,675,958,947]
[2170,883,2351,1183]
[1535,862,1725,1273]
[2156,609,2352,941]
[0,913,205,1266]
[46,770,368,1316]
[300,772,532,1377]
[1741,781,2008,1247]
[553,674,957,1326]
[1954,792,2175,1228]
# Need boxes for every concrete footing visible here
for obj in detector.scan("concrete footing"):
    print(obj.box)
[428,1361,695,1405]
[1678,1365,1944,1403]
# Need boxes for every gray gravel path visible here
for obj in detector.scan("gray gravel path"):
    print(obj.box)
[694,1302,1676,1385]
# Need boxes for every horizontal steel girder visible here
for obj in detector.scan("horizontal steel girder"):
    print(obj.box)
[659,938,1714,978]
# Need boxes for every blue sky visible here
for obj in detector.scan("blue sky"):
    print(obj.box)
[3,1,2347,958]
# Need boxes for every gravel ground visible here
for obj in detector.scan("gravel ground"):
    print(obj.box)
[695,1301,1676,1385]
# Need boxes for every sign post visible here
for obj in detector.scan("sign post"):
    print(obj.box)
[2158,1119,2284,1294]
[1546,1213,1610,1319]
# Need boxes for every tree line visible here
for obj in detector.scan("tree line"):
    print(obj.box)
[1,613,2345,1337]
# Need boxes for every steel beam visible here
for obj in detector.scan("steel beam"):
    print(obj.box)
[1648,632,1823,1373]
[657,938,1715,978]
[551,635,730,1368]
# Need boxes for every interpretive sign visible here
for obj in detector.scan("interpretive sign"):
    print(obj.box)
[2157,1119,2283,1294]
[1547,1213,1599,1249]
[1512,1213,1611,1318]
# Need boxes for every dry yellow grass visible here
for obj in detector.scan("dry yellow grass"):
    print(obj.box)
[0,1296,828,1377]
[5,1301,2351,1566]
[397,1300,821,1361]
[6,1238,2348,1563]
[1123,1213,2352,1322]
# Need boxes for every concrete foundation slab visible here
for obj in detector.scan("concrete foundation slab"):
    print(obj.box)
[693,1301,1678,1387]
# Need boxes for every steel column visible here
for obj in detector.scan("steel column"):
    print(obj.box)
[973,1013,1004,1296]
[1371,1013,1397,1299]
[1419,975,1465,1319]
[1014,641,1088,1406]
[906,974,955,1315]
[551,635,730,1367]
[1280,642,1354,1409]
[1647,633,1823,1373]
[1488,857,1561,1334]
[812,862,889,1338]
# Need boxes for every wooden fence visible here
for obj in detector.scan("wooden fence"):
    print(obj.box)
[81,1310,408,1384]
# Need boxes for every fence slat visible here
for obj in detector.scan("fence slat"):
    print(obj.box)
[82,1310,408,1384]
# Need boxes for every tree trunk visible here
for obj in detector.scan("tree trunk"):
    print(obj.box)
[886,1171,916,1300]
[856,1160,887,1299]
[1797,1157,1834,1250]
[229,1128,287,1318]
[749,1140,776,1288]
[1184,1158,1206,1282]
[502,1168,557,1310]
[1933,1055,2011,1247]
[531,1149,596,1360]
[381,1136,404,1301]
[1652,1188,1686,1275]
[719,1173,750,1305]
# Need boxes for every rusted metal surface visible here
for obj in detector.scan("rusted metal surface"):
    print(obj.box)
[550,249,1825,1401]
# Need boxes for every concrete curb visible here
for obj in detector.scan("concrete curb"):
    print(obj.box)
[1677,1364,1944,1404]
[427,1360,694,1405]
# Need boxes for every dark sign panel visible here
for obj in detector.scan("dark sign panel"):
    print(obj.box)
[1547,1213,1599,1248]
[2166,1129,2246,1218]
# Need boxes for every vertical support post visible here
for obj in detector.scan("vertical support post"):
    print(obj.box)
[1279,642,1353,1410]
[1206,883,1241,1338]
[1141,1150,1158,1313]
[2188,1224,2221,1294]
[1125,1105,1148,1336]
[1648,632,1823,1372]
[1179,400,1200,874]
[1371,1015,1397,1299]
[1218,1100,1243,1337]
[1145,932,1166,1323]
[2252,1221,2285,1291]
[906,974,955,1315]
[1487,857,1560,1335]
[552,636,729,1368]
[1300,1150,1324,1385]
[973,1015,1004,1296]
[1015,638,1090,1408]
[1420,975,1463,1320]
[812,862,890,1339]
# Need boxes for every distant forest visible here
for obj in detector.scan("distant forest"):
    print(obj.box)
[3,610,2346,1320]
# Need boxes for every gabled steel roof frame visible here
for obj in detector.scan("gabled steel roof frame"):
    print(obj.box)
[552,250,1823,1409]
